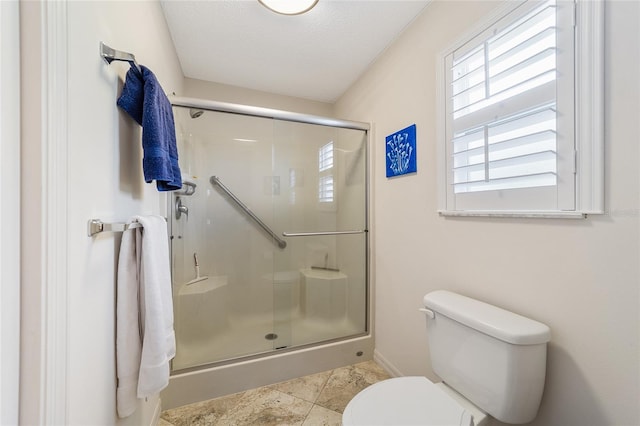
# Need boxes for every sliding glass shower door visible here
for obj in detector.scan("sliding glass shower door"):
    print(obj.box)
[170,105,368,372]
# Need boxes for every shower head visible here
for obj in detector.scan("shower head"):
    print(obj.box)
[189,108,204,119]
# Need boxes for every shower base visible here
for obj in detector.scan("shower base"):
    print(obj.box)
[172,313,363,371]
[162,316,372,410]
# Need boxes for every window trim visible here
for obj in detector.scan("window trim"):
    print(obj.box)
[437,0,604,218]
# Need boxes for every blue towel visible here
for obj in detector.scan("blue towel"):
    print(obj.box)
[117,65,182,191]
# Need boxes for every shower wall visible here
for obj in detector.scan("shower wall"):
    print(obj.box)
[171,105,368,371]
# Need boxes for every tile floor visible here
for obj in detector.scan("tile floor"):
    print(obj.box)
[160,360,391,426]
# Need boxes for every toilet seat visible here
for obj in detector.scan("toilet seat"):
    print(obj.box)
[342,377,474,426]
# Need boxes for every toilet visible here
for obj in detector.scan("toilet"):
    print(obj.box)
[343,290,551,426]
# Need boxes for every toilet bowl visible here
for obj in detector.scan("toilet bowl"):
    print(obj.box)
[342,290,550,426]
[342,376,487,426]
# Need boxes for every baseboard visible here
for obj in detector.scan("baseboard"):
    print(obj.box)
[373,349,403,377]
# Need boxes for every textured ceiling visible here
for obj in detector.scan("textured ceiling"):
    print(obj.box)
[161,0,430,103]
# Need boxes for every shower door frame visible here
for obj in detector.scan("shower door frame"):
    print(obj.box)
[172,96,371,132]
[169,96,371,371]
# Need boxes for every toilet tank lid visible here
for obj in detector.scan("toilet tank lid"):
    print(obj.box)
[424,291,551,345]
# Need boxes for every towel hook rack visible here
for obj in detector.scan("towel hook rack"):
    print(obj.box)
[88,219,142,237]
[100,42,142,74]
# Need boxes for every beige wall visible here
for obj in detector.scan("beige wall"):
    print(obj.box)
[67,2,183,423]
[21,1,183,425]
[68,2,183,423]
[335,1,640,425]
[183,77,334,117]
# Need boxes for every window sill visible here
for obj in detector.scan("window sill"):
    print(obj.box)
[437,210,591,219]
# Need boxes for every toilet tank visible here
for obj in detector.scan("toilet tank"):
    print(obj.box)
[423,291,551,424]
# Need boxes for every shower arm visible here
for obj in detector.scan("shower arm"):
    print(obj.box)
[210,176,287,249]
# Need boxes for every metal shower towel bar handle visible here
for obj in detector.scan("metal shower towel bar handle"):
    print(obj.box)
[88,217,167,237]
[210,176,287,249]
[88,219,142,237]
[282,230,366,237]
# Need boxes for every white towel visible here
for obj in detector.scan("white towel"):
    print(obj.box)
[116,215,175,418]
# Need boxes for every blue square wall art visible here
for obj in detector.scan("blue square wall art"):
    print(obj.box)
[386,124,417,178]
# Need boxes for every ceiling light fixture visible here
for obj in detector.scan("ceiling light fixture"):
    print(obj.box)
[258,0,319,15]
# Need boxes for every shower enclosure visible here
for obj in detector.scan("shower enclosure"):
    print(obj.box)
[168,98,369,373]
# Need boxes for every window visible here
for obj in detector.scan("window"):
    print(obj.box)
[438,0,604,217]
[318,175,334,203]
[318,141,335,204]
[319,140,334,172]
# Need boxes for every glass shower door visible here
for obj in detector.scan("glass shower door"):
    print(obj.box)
[170,105,367,372]
[271,120,368,350]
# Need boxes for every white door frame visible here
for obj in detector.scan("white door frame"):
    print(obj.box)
[41,1,69,422]
[0,1,21,424]
[19,1,69,424]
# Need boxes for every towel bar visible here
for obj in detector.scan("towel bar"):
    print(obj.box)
[87,219,142,237]
[282,230,366,237]
[100,42,142,74]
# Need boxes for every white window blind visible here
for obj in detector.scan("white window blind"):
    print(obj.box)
[452,103,558,193]
[319,141,334,172]
[318,141,334,203]
[318,175,334,203]
[439,0,596,215]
